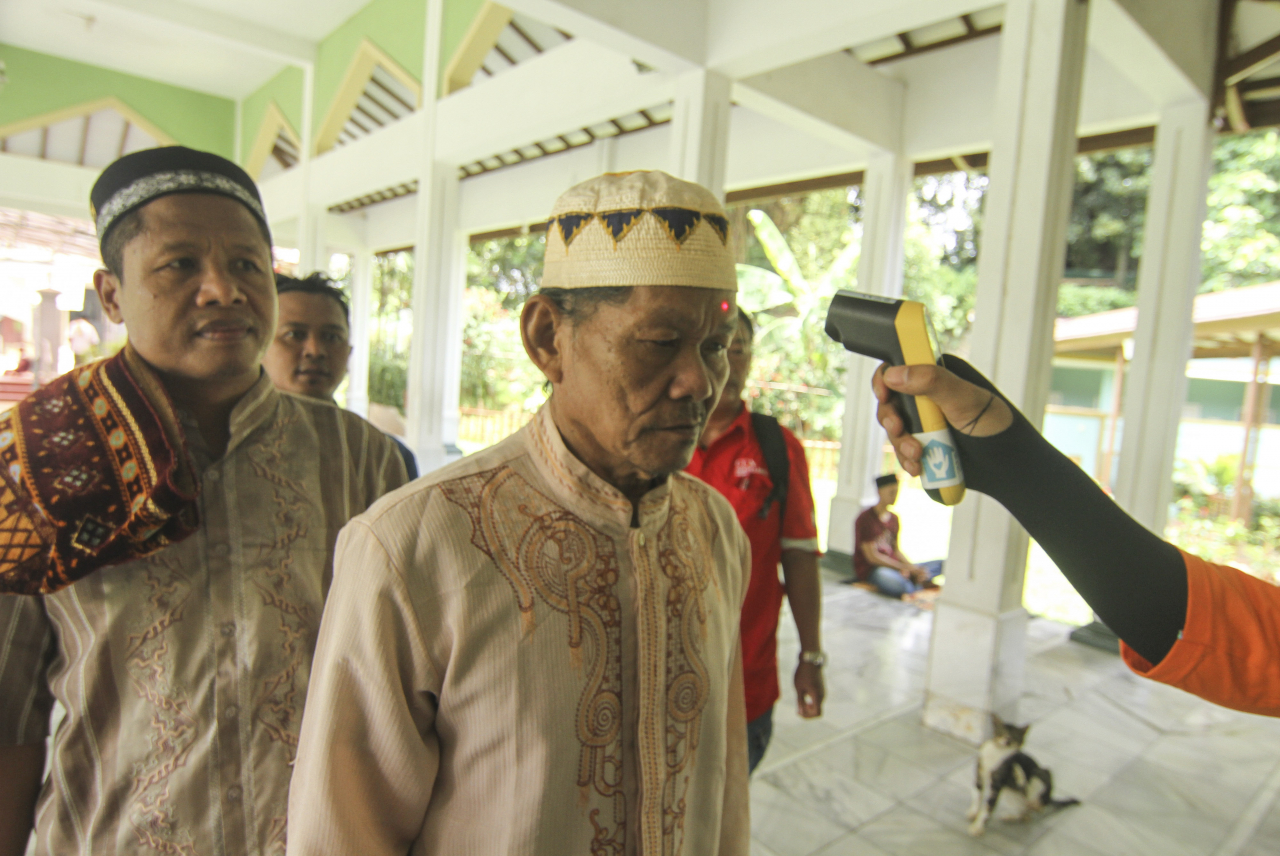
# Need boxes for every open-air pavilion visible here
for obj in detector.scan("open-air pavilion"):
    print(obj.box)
[4,0,1280,852]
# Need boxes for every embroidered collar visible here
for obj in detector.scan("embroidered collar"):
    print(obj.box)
[527,403,673,537]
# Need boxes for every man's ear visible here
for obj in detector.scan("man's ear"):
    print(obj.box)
[94,269,125,325]
[521,294,566,385]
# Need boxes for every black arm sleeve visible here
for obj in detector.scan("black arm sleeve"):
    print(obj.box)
[940,355,1188,665]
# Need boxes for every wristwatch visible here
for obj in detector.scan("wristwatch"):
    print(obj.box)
[799,650,827,668]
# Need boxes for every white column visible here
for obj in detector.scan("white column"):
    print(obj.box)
[923,0,1090,744]
[34,289,65,387]
[404,0,466,476]
[668,69,732,200]
[296,64,325,272]
[827,150,912,556]
[1112,98,1214,533]
[346,249,373,418]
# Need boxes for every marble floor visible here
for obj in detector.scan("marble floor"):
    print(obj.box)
[752,576,1280,856]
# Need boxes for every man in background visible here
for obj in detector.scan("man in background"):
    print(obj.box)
[687,307,824,773]
[853,473,943,598]
[263,272,418,479]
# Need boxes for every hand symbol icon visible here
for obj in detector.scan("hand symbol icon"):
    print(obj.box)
[926,445,949,479]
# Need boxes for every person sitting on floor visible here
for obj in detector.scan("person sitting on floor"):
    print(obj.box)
[852,473,943,598]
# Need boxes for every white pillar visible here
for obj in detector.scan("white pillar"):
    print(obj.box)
[296,64,325,272]
[404,0,465,476]
[827,150,913,556]
[346,249,373,418]
[1112,99,1214,533]
[34,289,65,387]
[923,0,1090,744]
[668,69,732,200]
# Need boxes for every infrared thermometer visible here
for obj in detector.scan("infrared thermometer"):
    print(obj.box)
[824,290,966,506]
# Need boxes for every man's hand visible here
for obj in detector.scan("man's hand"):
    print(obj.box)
[794,662,824,718]
[872,362,1013,477]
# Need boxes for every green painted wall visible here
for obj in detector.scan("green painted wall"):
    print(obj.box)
[308,0,485,136]
[314,0,427,134]
[441,0,488,80]
[237,0,488,155]
[238,66,305,166]
[0,43,234,158]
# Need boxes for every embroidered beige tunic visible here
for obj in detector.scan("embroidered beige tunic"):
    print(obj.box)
[287,405,752,856]
[0,374,407,856]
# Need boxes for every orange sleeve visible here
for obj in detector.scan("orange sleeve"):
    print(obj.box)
[1122,551,1280,717]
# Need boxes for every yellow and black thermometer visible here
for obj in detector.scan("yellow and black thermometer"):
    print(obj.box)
[824,290,966,506]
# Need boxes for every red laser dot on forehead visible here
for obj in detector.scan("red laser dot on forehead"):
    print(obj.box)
[721,301,730,312]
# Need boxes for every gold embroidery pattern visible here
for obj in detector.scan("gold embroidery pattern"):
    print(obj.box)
[124,554,200,855]
[248,408,316,856]
[441,466,627,856]
[655,491,713,856]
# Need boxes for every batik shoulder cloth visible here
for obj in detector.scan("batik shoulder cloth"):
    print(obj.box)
[0,347,198,594]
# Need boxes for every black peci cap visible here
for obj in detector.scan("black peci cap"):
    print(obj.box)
[90,146,271,250]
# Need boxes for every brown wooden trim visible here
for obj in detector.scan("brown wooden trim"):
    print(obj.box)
[470,221,549,243]
[508,19,543,54]
[1241,76,1280,100]
[369,74,416,113]
[870,25,1001,67]
[493,42,518,66]
[1213,0,1238,118]
[1076,126,1156,154]
[1225,31,1280,87]
[724,171,864,204]
[374,245,416,257]
[1245,97,1280,129]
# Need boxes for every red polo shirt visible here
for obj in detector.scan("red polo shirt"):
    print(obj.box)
[686,404,820,722]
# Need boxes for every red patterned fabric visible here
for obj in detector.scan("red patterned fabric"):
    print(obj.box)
[0,347,198,594]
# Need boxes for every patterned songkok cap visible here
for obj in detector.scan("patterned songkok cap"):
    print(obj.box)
[90,146,271,249]
[542,171,736,291]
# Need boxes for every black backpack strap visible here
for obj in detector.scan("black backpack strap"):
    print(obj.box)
[750,412,790,521]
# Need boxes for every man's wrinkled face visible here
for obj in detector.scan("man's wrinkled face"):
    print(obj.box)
[95,194,276,387]
[263,291,351,399]
[556,287,738,479]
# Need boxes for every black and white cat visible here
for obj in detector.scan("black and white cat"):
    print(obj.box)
[967,713,1079,836]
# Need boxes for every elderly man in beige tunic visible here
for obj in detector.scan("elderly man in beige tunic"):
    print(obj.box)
[287,171,751,855]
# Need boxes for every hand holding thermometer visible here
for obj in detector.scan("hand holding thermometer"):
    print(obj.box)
[824,290,966,506]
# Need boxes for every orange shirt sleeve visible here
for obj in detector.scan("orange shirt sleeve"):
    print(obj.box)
[1122,550,1280,717]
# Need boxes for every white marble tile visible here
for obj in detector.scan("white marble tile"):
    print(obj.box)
[855,805,1007,856]
[808,832,897,856]
[751,838,784,856]
[1024,831,1113,856]
[905,776,1068,856]
[1049,802,1213,856]
[1141,733,1280,795]
[760,749,897,829]
[803,734,939,802]
[751,564,1280,856]
[856,714,974,777]
[750,778,852,856]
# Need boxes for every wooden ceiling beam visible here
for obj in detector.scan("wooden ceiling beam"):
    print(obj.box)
[1225,31,1280,86]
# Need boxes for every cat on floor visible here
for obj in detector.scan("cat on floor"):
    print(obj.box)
[967,713,1080,836]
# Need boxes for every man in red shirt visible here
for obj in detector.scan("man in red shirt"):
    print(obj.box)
[853,473,943,597]
[687,308,824,773]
